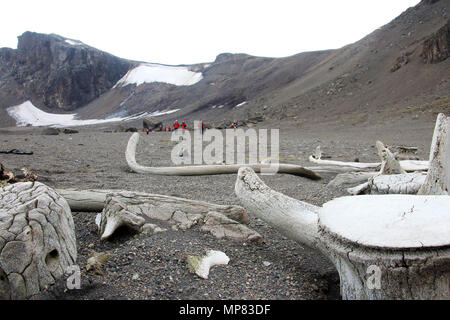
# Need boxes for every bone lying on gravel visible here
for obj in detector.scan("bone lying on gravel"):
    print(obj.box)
[88,191,256,241]
[86,251,114,276]
[200,211,262,242]
[56,189,248,223]
[186,250,230,279]
[0,182,77,299]
[126,132,322,179]
[309,142,428,173]
[235,167,450,300]
[347,172,427,195]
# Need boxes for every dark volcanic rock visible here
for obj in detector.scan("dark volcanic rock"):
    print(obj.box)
[63,128,79,134]
[421,20,450,64]
[143,117,162,130]
[0,32,132,111]
[41,127,60,135]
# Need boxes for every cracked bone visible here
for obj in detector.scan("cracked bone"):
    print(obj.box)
[0,182,77,299]
[125,132,322,179]
[347,172,427,195]
[81,190,253,241]
[200,211,262,242]
[235,167,450,299]
[186,250,230,279]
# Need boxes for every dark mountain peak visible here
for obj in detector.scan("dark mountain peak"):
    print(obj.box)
[0,32,132,112]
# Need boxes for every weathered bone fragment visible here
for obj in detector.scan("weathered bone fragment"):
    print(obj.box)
[186,250,230,279]
[376,140,406,174]
[126,132,321,179]
[347,172,427,195]
[0,182,77,299]
[70,190,252,241]
[327,171,379,188]
[99,196,146,240]
[419,113,449,195]
[86,251,114,275]
[56,189,248,224]
[235,167,450,300]
[200,211,262,242]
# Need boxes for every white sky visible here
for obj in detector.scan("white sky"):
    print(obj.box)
[1,0,421,65]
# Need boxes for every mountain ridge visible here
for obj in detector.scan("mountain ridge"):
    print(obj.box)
[0,0,449,128]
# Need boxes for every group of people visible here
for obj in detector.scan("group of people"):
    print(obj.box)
[146,120,206,134]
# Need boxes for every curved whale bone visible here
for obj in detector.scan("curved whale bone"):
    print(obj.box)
[235,167,450,300]
[309,143,428,173]
[125,132,321,179]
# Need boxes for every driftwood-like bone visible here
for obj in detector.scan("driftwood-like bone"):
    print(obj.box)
[419,113,449,195]
[235,167,450,299]
[0,182,77,299]
[125,132,321,179]
[55,188,256,241]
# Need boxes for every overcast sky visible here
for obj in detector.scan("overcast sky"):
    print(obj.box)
[1,0,421,65]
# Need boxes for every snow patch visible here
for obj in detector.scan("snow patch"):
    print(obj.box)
[6,100,179,128]
[65,39,82,46]
[235,101,246,108]
[319,195,450,248]
[114,63,203,88]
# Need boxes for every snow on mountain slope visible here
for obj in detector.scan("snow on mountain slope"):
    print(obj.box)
[6,100,178,127]
[113,63,203,88]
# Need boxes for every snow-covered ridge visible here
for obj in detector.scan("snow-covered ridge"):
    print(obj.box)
[6,101,178,128]
[114,63,203,88]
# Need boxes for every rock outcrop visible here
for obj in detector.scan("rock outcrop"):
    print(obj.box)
[421,20,450,64]
[0,32,132,111]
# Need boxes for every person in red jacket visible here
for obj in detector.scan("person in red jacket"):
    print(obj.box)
[198,120,205,134]
[181,121,187,130]
[173,120,179,130]
[168,126,172,131]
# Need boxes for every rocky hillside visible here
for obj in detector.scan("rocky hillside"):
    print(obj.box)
[0,0,449,128]
[0,32,132,126]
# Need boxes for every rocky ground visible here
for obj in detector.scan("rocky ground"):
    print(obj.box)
[0,116,437,300]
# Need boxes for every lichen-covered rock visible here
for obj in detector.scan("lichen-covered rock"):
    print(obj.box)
[0,182,77,299]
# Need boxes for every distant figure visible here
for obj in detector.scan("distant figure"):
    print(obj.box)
[164,126,167,131]
[173,120,180,130]
[198,120,205,134]
[181,121,187,130]
[168,126,172,131]
[146,126,153,134]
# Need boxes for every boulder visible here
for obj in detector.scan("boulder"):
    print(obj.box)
[143,117,162,130]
